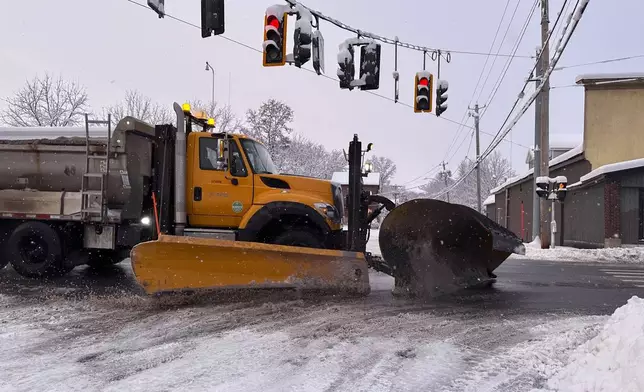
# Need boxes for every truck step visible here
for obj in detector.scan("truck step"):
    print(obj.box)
[88,154,108,159]
[83,173,105,178]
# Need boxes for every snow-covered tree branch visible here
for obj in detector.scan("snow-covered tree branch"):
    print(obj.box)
[104,90,172,126]
[1,74,89,127]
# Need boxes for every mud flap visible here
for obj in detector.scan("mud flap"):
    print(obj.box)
[130,235,371,296]
[379,199,525,297]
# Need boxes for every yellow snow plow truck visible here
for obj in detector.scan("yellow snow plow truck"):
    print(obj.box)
[0,102,525,297]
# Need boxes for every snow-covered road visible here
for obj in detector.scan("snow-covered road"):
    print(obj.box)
[0,282,608,392]
[1,230,642,391]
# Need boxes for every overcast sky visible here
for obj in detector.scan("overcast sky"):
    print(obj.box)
[1,0,643,186]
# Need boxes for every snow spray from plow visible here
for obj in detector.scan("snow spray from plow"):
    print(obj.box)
[377,198,526,297]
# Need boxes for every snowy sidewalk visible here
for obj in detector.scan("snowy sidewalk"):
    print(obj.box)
[511,239,644,264]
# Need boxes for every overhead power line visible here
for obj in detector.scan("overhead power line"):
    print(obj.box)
[480,0,582,160]
[285,0,535,59]
[555,54,644,70]
[126,0,532,189]
[124,0,474,129]
[432,0,591,199]
[480,0,539,113]
[441,0,515,165]
[478,0,572,154]
[475,0,527,105]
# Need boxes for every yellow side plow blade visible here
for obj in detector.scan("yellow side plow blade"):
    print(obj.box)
[130,235,371,296]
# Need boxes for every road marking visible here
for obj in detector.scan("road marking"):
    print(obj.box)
[600,268,644,287]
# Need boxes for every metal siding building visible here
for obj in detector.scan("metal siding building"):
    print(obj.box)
[485,74,644,248]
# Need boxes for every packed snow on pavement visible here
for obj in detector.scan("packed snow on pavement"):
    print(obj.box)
[0,287,610,392]
[511,237,644,264]
[1,228,643,391]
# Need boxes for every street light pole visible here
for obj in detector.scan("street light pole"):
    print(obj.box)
[205,61,215,107]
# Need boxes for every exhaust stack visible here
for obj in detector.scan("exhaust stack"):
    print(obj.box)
[172,103,187,236]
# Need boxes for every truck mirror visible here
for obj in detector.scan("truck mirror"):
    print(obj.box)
[217,138,229,170]
[218,139,225,159]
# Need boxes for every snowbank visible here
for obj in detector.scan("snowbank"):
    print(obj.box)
[511,243,644,264]
[543,296,644,392]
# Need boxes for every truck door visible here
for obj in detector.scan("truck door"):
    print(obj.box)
[190,135,253,228]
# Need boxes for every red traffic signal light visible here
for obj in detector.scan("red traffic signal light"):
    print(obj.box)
[263,7,288,67]
[414,71,433,113]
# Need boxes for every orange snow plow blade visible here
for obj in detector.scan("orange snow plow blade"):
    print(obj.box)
[130,235,370,296]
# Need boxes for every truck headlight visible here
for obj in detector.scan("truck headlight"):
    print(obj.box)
[314,202,341,224]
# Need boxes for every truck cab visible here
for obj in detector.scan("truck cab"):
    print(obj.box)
[183,129,345,249]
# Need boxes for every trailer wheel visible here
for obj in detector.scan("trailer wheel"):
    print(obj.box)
[272,228,324,249]
[86,249,125,268]
[7,222,71,278]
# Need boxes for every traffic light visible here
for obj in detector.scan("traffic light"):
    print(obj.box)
[555,175,568,201]
[435,79,449,116]
[293,10,313,67]
[535,176,550,199]
[337,42,355,90]
[359,42,381,90]
[414,71,433,113]
[201,0,225,38]
[263,7,288,67]
[147,0,164,18]
[312,30,325,75]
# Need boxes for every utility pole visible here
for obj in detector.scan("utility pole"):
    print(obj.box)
[532,46,543,242]
[539,0,551,249]
[469,103,485,213]
[441,161,451,203]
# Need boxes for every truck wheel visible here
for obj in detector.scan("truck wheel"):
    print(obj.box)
[87,249,124,268]
[7,222,71,278]
[272,229,324,249]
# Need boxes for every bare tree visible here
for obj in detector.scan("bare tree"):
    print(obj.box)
[369,155,397,187]
[189,99,243,134]
[1,73,89,126]
[245,99,294,156]
[279,134,347,178]
[104,90,172,126]
[419,151,515,208]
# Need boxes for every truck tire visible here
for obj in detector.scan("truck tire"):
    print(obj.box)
[272,229,325,249]
[7,222,72,278]
[86,249,124,268]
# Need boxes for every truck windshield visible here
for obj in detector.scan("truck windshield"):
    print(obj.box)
[240,139,279,174]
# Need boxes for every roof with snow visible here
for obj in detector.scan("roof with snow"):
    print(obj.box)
[549,134,583,150]
[525,133,583,163]
[575,73,644,85]
[490,144,584,195]
[483,195,495,206]
[568,157,644,189]
[331,172,381,187]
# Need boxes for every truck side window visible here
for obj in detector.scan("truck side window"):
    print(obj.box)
[199,137,225,171]
[229,140,248,177]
